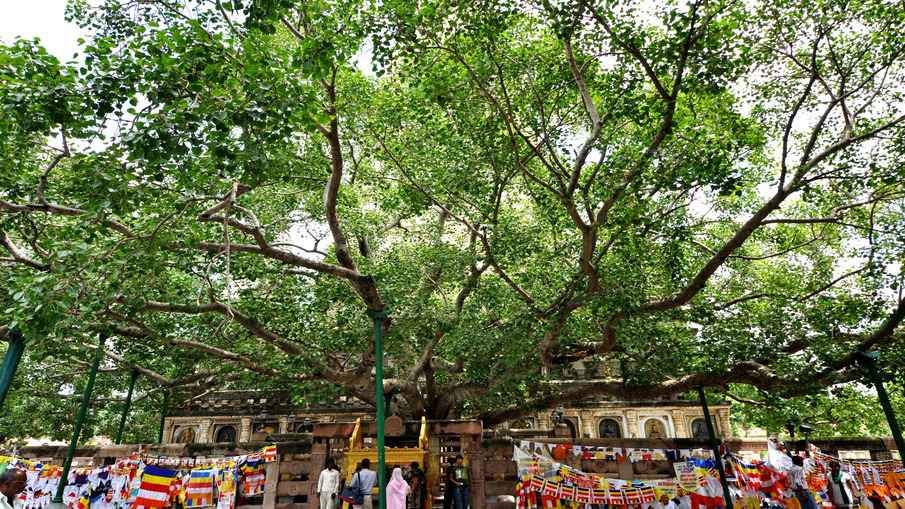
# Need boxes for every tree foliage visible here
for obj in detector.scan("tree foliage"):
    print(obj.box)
[1,0,904,438]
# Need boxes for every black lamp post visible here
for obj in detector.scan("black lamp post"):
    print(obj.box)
[551,406,565,425]
[799,425,812,455]
[785,421,796,439]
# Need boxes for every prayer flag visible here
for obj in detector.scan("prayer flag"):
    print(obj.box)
[263,444,278,463]
[243,458,266,497]
[540,493,562,509]
[133,465,177,509]
[185,468,216,507]
[217,465,237,509]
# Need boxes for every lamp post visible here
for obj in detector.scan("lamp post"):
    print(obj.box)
[47,334,106,509]
[115,369,140,445]
[365,308,391,509]
[287,414,296,433]
[853,350,905,462]
[799,425,812,456]
[693,386,733,509]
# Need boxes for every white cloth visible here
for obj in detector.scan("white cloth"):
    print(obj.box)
[0,494,23,509]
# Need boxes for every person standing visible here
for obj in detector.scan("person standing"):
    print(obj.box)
[789,456,819,509]
[0,468,26,509]
[318,459,342,509]
[387,468,410,509]
[451,455,472,509]
[349,459,378,509]
[444,457,457,509]
[827,461,858,509]
[409,462,427,509]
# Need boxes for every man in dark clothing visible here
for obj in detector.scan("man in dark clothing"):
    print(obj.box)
[443,457,457,509]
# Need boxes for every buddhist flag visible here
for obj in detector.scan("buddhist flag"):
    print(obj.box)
[185,468,216,507]
[217,465,237,509]
[624,488,642,505]
[516,476,538,509]
[263,444,278,463]
[589,488,607,505]
[76,485,92,509]
[607,488,625,506]
[559,483,576,501]
[540,493,562,509]
[133,465,177,509]
[243,458,266,497]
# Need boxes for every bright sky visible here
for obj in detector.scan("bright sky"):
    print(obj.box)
[0,0,88,59]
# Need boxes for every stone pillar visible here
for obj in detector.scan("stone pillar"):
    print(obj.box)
[626,411,638,438]
[580,411,594,438]
[617,457,634,480]
[466,441,485,509]
[198,419,213,443]
[239,417,253,442]
[279,415,290,434]
[163,421,176,444]
[671,411,687,438]
[263,454,280,508]
[718,410,731,439]
[311,435,329,470]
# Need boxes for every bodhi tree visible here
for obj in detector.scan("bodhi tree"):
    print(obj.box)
[1,0,904,440]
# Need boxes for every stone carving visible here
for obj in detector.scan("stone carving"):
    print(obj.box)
[385,414,405,436]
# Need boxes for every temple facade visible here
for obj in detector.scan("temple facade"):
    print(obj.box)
[162,390,730,445]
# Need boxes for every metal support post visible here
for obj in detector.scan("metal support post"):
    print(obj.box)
[694,385,733,509]
[115,369,140,444]
[854,351,905,462]
[158,390,169,444]
[366,308,391,509]
[0,327,26,414]
[48,334,107,507]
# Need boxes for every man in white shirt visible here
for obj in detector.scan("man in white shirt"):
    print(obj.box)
[660,493,678,509]
[349,459,378,509]
[318,459,342,509]
[0,468,26,509]
[789,456,818,509]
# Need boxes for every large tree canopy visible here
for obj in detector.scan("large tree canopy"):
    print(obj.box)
[1,0,904,441]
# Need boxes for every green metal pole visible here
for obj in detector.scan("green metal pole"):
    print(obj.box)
[49,334,106,506]
[115,369,140,445]
[158,390,169,444]
[693,385,734,509]
[855,351,905,462]
[366,309,391,509]
[0,327,26,414]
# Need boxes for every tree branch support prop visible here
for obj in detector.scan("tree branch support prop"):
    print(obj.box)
[49,334,106,508]
[854,351,905,461]
[367,308,392,509]
[115,369,140,444]
[693,385,733,509]
[0,327,25,414]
